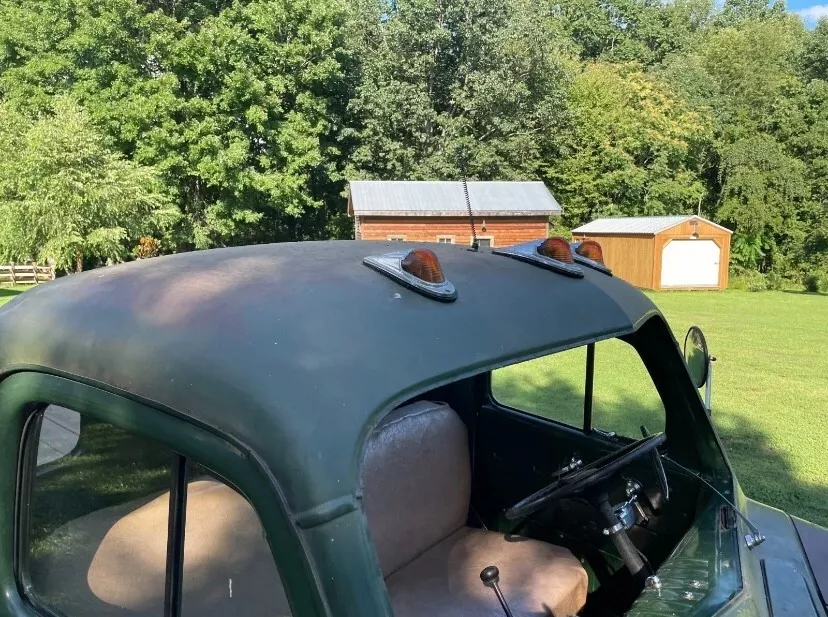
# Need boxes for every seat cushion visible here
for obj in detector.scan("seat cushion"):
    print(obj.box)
[386,527,588,617]
[362,401,471,577]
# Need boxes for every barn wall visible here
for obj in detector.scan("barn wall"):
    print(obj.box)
[571,233,655,289]
[653,219,732,290]
[358,216,549,247]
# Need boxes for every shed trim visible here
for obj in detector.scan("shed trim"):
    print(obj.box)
[573,215,732,236]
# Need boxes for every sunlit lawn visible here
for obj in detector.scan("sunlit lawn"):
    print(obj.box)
[493,289,828,526]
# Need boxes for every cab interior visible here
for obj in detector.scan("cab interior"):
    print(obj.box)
[360,316,724,617]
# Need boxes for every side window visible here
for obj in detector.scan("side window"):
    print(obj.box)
[592,339,666,438]
[182,465,290,616]
[27,407,173,616]
[24,406,292,617]
[490,347,586,428]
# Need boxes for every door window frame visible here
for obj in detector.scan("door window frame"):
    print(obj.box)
[0,371,323,617]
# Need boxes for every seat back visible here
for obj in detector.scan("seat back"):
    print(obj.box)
[361,401,471,577]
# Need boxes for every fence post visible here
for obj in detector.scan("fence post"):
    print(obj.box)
[32,261,39,285]
[9,263,15,286]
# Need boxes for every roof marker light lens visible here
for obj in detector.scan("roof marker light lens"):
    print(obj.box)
[570,240,612,275]
[575,240,604,264]
[492,238,584,278]
[538,237,574,264]
[363,248,457,302]
[401,249,445,283]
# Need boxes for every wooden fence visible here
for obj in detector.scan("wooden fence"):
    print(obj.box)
[0,263,56,285]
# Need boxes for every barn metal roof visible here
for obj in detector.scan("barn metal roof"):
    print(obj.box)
[572,215,732,235]
[348,180,562,217]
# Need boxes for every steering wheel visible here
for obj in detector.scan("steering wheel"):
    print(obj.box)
[505,432,666,520]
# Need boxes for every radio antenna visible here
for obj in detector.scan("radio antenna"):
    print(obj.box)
[459,151,479,251]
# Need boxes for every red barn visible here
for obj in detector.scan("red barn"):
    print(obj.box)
[348,181,561,248]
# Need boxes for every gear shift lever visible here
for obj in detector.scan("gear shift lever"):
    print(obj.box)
[480,566,514,617]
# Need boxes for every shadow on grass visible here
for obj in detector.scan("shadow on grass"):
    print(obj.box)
[0,286,26,301]
[715,413,828,527]
[782,290,828,297]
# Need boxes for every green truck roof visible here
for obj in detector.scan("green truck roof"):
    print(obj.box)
[0,241,660,515]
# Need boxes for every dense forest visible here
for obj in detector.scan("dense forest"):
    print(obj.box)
[0,0,827,287]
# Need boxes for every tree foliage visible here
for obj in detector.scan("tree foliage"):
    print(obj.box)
[344,0,571,181]
[0,97,176,272]
[0,0,826,279]
[547,62,711,227]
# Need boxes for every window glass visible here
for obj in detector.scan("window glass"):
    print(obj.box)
[437,237,454,244]
[490,346,586,427]
[477,238,492,248]
[592,339,665,438]
[36,405,80,466]
[182,464,291,617]
[27,408,173,617]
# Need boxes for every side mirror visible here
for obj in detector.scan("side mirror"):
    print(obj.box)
[683,326,710,389]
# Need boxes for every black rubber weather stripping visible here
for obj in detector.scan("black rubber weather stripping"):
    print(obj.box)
[584,343,595,432]
[164,454,189,617]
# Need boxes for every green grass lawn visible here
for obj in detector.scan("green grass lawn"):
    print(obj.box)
[494,289,828,526]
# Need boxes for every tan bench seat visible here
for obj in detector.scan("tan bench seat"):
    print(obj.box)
[362,401,588,617]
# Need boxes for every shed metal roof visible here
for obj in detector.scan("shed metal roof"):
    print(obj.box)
[348,180,562,217]
[572,215,732,236]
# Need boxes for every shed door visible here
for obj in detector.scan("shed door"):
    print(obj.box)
[660,240,720,288]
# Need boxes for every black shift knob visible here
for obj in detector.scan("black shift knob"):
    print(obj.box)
[480,565,500,585]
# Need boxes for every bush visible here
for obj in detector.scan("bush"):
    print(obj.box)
[765,271,786,291]
[804,269,828,293]
[804,273,821,292]
[729,267,766,291]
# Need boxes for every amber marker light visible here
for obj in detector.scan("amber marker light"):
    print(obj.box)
[537,237,575,264]
[363,247,457,301]
[575,240,605,264]
[401,249,446,284]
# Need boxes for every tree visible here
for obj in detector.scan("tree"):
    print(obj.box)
[344,0,571,181]
[0,0,353,248]
[554,0,714,65]
[0,98,177,272]
[546,62,711,228]
[717,135,809,270]
[801,19,828,83]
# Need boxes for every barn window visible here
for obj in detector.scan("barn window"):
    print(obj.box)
[436,236,454,244]
[476,237,493,248]
[388,236,405,242]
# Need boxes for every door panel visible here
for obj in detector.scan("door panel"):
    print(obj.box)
[660,240,720,288]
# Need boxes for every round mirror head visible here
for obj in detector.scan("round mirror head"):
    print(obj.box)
[683,326,710,389]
